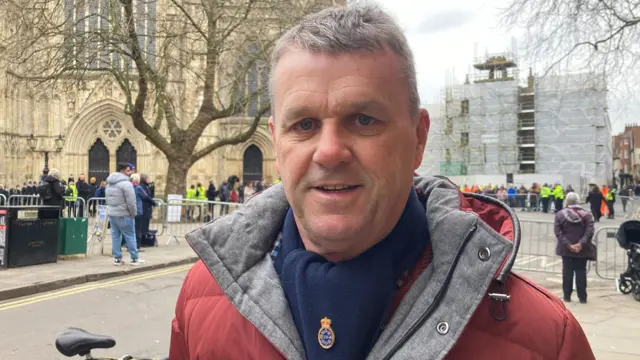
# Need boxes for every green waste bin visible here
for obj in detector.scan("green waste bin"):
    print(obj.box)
[58,217,88,255]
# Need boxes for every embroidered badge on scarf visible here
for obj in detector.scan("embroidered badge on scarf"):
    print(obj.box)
[318,317,335,349]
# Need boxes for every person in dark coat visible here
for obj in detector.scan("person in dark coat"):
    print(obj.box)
[38,168,66,219]
[585,185,603,222]
[135,173,157,248]
[75,174,92,217]
[554,192,596,303]
[206,181,217,217]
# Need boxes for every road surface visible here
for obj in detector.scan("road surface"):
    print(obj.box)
[0,265,190,359]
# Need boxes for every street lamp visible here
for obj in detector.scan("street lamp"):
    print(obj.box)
[26,134,66,177]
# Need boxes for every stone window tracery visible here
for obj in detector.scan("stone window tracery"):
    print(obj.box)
[102,119,123,139]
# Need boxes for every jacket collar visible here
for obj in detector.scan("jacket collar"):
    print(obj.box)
[186,176,517,360]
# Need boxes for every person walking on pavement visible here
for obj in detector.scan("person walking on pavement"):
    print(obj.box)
[554,193,596,303]
[606,185,616,219]
[540,183,551,213]
[169,5,594,359]
[620,185,630,213]
[105,163,144,266]
[586,185,604,222]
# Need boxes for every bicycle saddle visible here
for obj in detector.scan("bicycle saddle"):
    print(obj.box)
[55,327,116,357]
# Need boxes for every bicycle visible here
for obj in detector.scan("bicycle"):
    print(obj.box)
[55,327,168,360]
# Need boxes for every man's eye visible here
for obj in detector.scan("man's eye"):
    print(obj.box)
[295,119,315,131]
[356,115,375,126]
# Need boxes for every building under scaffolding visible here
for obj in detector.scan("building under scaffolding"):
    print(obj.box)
[419,52,612,189]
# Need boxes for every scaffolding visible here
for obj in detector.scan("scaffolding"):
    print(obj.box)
[419,47,612,189]
[534,73,612,185]
[420,52,521,177]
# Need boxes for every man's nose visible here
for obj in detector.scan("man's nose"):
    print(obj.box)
[312,123,353,169]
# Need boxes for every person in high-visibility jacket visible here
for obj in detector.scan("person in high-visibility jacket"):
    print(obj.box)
[540,183,552,213]
[606,186,616,219]
[552,183,564,213]
[65,180,78,217]
[196,183,207,201]
[186,185,197,220]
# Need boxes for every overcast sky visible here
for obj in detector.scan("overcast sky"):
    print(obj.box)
[371,0,639,134]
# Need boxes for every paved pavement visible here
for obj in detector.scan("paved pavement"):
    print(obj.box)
[514,209,628,279]
[0,231,198,301]
[0,266,189,359]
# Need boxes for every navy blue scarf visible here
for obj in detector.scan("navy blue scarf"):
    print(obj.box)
[272,188,429,360]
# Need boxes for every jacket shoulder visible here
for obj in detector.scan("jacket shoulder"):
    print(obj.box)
[173,260,286,360]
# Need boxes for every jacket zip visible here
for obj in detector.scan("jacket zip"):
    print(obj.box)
[379,222,479,360]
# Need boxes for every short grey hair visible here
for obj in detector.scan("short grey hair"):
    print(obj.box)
[49,168,61,180]
[566,192,580,206]
[140,173,149,184]
[270,4,419,119]
[130,173,140,184]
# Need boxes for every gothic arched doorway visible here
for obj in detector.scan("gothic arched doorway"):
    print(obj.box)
[88,139,110,184]
[116,138,137,170]
[243,145,263,182]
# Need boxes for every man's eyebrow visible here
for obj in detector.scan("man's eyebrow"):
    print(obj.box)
[280,105,314,124]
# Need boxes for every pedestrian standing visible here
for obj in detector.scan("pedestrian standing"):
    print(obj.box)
[554,192,596,303]
[586,185,604,222]
[105,163,144,265]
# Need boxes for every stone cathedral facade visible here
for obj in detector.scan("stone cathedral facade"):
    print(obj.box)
[0,0,345,193]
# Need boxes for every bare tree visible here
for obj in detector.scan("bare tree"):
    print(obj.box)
[499,0,640,80]
[0,0,331,194]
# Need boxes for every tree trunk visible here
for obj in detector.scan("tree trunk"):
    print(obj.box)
[165,158,192,197]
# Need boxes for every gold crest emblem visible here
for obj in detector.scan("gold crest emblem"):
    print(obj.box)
[317,317,335,349]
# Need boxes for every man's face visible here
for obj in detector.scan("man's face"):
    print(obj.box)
[269,48,429,261]
[79,175,85,181]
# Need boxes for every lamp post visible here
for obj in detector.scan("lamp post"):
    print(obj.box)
[26,134,65,177]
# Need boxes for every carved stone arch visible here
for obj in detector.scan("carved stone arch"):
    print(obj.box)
[64,99,151,156]
[238,127,274,160]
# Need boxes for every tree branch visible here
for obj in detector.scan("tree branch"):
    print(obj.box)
[190,105,270,162]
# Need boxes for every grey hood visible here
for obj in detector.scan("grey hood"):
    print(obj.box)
[185,176,519,360]
[106,172,130,185]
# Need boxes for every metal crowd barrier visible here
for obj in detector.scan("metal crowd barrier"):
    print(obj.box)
[0,193,6,205]
[161,199,243,245]
[618,196,640,220]
[7,195,42,206]
[470,192,541,211]
[513,220,592,274]
[593,226,627,280]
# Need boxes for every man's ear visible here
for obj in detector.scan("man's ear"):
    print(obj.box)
[413,108,430,170]
[268,115,279,173]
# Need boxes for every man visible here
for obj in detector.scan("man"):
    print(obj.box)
[553,183,565,213]
[64,180,78,217]
[75,174,92,217]
[37,168,66,219]
[605,185,616,219]
[105,163,144,265]
[170,5,594,360]
[540,183,552,213]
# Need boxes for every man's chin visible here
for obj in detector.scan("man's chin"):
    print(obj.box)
[304,216,364,240]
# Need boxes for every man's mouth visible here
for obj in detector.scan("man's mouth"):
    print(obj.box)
[313,185,361,192]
